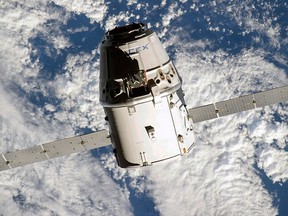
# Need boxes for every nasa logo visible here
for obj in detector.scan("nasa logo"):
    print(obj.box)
[127,43,149,55]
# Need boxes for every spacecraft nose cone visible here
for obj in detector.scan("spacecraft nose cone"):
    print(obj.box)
[105,22,150,42]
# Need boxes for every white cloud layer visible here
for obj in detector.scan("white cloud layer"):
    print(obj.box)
[133,46,286,215]
[0,0,287,215]
[53,0,108,24]
[0,153,132,216]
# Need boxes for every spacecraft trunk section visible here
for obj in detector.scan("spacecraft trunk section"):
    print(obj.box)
[99,23,195,168]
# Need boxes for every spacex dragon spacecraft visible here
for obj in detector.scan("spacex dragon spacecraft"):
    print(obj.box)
[1,22,288,171]
[99,23,195,167]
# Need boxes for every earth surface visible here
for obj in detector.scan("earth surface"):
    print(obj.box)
[0,0,288,215]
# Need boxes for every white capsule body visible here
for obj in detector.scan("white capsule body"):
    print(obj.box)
[100,23,195,167]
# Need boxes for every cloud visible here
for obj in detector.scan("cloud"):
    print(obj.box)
[98,43,284,211]
[145,142,277,215]
[0,1,287,215]
[52,0,108,24]
[0,152,133,215]
[256,144,288,183]
[161,2,185,27]
[134,25,287,214]
[0,1,132,215]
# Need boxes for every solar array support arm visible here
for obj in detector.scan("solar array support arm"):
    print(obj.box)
[189,85,288,123]
[0,130,111,172]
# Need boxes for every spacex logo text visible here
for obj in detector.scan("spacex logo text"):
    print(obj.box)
[126,43,149,55]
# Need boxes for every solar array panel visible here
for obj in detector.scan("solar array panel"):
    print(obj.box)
[43,136,85,159]
[189,85,288,123]
[81,130,111,150]
[5,145,48,168]
[216,95,255,117]
[0,155,9,171]
[254,85,288,108]
[188,103,218,123]
[0,130,111,172]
